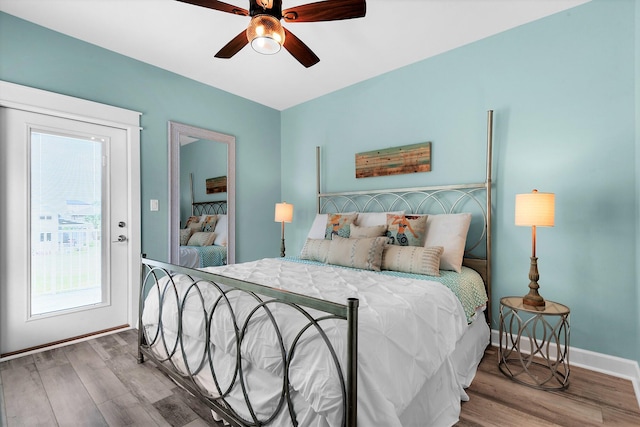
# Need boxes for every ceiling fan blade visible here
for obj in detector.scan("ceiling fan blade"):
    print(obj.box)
[282,0,365,23]
[215,30,249,59]
[176,0,249,16]
[283,28,320,68]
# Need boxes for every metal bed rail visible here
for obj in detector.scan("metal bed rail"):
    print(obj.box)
[138,257,358,427]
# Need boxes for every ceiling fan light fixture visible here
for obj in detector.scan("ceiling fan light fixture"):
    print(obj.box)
[247,15,285,55]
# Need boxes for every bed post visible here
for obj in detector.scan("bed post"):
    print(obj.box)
[137,254,146,364]
[316,146,321,214]
[189,172,195,216]
[486,110,494,328]
[346,297,359,427]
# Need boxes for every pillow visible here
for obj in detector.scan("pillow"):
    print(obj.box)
[381,245,444,276]
[307,213,328,240]
[350,224,387,239]
[325,213,358,240]
[423,213,472,273]
[355,211,404,227]
[300,238,331,263]
[201,215,218,232]
[179,228,193,246]
[184,215,203,231]
[326,235,387,271]
[187,231,216,247]
[213,214,228,246]
[386,214,427,247]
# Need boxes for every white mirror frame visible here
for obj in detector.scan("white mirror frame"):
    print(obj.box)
[168,121,235,264]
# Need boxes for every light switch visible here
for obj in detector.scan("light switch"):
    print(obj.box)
[150,199,159,211]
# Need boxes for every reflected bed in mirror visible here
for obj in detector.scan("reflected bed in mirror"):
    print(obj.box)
[168,121,235,266]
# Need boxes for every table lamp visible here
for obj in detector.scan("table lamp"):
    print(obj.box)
[515,189,555,308]
[275,202,294,257]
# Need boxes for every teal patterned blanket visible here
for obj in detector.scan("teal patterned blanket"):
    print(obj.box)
[286,256,487,323]
[186,245,227,267]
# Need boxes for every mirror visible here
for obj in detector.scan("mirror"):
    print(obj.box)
[169,121,235,265]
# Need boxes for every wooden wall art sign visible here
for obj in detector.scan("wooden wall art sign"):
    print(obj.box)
[206,176,227,194]
[355,142,432,178]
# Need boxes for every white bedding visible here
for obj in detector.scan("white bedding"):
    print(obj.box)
[142,258,477,426]
[178,246,200,268]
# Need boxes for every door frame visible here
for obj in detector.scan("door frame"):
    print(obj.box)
[0,80,142,335]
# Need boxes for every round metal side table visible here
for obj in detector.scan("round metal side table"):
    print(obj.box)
[498,296,570,390]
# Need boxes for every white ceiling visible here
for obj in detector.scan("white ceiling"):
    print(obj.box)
[0,0,590,110]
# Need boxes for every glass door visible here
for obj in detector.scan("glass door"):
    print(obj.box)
[0,108,129,355]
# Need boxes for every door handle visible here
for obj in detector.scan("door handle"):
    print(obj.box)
[112,235,127,243]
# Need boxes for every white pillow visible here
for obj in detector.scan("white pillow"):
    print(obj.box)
[355,211,404,227]
[306,214,328,240]
[213,214,228,246]
[423,213,472,273]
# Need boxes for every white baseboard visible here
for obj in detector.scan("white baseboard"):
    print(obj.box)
[491,329,640,409]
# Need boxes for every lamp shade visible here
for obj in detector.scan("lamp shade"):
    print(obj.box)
[247,15,285,55]
[515,190,555,227]
[274,202,294,223]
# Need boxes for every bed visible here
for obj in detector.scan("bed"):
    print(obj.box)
[139,111,494,426]
[179,200,228,267]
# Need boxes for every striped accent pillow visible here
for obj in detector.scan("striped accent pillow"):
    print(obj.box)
[300,238,332,263]
[326,236,387,271]
[187,231,217,247]
[381,245,444,276]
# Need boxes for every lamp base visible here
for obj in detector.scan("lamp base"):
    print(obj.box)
[523,293,546,308]
[523,256,546,308]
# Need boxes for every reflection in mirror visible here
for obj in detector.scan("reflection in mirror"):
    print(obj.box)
[168,121,235,266]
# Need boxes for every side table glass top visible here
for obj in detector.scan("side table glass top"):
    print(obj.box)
[500,296,570,315]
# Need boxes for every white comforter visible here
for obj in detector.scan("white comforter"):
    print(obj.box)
[142,258,468,426]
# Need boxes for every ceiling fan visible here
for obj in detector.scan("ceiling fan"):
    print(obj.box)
[177,0,367,67]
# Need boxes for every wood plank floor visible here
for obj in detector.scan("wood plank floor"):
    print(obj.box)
[458,346,640,426]
[0,330,638,426]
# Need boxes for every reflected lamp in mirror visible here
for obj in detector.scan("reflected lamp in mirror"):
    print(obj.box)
[275,202,294,257]
[515,189,555,308]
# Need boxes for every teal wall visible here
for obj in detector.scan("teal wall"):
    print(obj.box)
[636,0,640,366]
[0,12,283,263]
[2,0,639,363]
[281,0,639,362]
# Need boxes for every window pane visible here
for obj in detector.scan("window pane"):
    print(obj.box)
[30,131,103,315]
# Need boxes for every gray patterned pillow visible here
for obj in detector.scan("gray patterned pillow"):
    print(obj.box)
[326,235,387,271]
[382,245,444,276]
[179,228,193,246]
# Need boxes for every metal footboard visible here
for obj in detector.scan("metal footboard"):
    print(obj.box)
[137,257,358,427]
